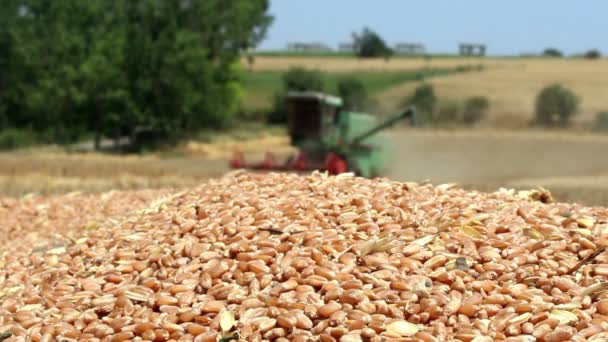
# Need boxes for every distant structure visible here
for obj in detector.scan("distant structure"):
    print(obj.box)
[339,43,355,53]
[394,43,426,55]
[459,43,486,56]
[287,42,333,53]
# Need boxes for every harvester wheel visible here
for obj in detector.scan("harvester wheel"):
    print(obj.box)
[325,153,348,175]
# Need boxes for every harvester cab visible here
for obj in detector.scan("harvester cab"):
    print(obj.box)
[230,91,415,178]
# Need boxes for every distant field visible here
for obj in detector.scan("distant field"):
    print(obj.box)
[241,67,467,110]
[249,51,466,58]
[243,55,487,72]
[243,56,608,126]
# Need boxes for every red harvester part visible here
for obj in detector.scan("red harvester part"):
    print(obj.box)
[259,152,277,169]
[292,152,309,170]
[229,151,245,169]
[324,153,348,175]
[230,150,346,174]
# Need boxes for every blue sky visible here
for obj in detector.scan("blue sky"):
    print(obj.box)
[258,1,606,56]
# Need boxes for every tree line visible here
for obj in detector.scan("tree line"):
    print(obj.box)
[0,0,272,149]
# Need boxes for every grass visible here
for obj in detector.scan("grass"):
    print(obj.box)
[241,67,473,110]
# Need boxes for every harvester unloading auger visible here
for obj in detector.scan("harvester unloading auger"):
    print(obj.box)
[229,91,416,178]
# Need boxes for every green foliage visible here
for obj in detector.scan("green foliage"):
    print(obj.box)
[352,28,393,59]
[283,67,324,92]
[463,96,490,124]
[337,77,369,111]
[0,0,272,149]
[585,49,601,59]
[405,84,437,125]
[542,48,563,58]
[594,111,608,131]
[535,84,580,126]
[0,129,37,150]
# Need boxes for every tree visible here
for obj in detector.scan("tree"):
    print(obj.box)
[122,0,272,135]
[282,67,324,92]
[337,77,369,111]
[585,49,601,59]
[0,0,273,149]
[352,28,393,58]
[542,48,563,58]
[535,84,579,126]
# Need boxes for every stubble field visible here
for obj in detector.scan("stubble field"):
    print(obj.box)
[3,128,608,206]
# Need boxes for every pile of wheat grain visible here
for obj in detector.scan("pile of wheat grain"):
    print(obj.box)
[1,171,608,341]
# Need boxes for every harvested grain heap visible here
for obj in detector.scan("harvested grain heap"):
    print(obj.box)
[1,172,608,342]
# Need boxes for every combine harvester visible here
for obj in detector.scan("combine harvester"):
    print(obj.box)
[230,91,416,177]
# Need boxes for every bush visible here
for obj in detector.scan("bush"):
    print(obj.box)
[542,48,563,58]
[594,111,608,131]
[337,77,369,111]
[585,49,601,59]
[535,84,580,126]
[463,96,490,124]
[405,84,437,124]
[283,67,324,92]
[352,27,393,58]
[0,129,38,150]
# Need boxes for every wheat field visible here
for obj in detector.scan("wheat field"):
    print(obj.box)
[246,56,608,126]
[4,128,608,205]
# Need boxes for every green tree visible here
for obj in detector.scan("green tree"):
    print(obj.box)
[535,84,580,126]
[585,49,601,59]
[542,48,563,58]
[282,67,324,92]
[352,28,393,59]
[0,1,22,130]
[0,0,272,150]
[337,77,369,111]
[122,0,272,136]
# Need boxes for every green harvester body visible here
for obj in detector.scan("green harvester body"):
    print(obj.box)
[286,91,415,177]
[230,91,415,177]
